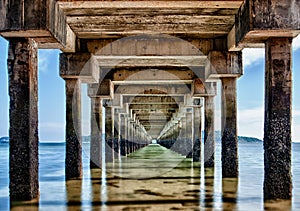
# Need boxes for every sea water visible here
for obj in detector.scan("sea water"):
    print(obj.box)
[0,142,299,210]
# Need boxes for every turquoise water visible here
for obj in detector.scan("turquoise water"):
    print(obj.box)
[0,142,299,210]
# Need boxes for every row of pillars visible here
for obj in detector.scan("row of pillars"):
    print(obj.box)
[156,78,236,178]
[7,37,292,201]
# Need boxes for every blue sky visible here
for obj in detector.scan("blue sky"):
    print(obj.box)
[0,36,300,142]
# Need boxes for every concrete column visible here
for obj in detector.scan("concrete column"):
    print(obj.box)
[117,112,122,158]
[90,97,102,168]
[8,38,39,201]
[221,78,238,177]
[105,106,113,161]
[186,112,193,158]
[65,78,82,179]
[264,37,292,200]
[113,109,119,158]
[193,107,201,162]
[120,114,127,156]
[204,96,215,167]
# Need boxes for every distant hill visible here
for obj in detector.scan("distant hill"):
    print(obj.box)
[0,137,9,143]
[213,131,262,143]
[238,136,262,143]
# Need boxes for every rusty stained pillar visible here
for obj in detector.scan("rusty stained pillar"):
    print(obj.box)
[221,78,238,177]
[193,106,202,162]
[105,105,114,162]
[65,78,82,179]
[204,96,215,167]
[8,38,39,201]
[90,97,102,168]
[264,37,292,200]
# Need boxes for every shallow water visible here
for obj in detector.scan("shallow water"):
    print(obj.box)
[0,142,299,210]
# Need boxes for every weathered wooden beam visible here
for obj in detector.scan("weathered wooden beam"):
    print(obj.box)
[124,96,184,104]
[205,51,243,81]
[88,80,113,99]
[97,56,207,68]
[234,0,300,48]
[0,0,76,52]
[192,79,217,97]
[80,37,228,55]
[129,104,178,110]
[114,84,192,95]
[59,53,99,83]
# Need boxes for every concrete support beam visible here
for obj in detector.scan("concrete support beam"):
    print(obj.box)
[192,79,217,97]
[193,106,202,162]
[221,77,238,177]
[235,0,300,48]
[206,51,242,81]
[8,38,39,201]
[0,0,76,51]
[88,79,114,99]
[123,96,184,104]
[90,97,102,168]
[114,84,191,96]
[59,53,99,83]
[204,96,215,167]
[264,37,292,200]
[65,78,82,179]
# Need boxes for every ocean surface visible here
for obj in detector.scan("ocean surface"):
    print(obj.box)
[0,141,299,210]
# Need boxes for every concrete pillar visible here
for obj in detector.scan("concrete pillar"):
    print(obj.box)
[186,112,193,158]
[105,105,113,161]
[221,78,238,177]
[193,107,201,162]
[65,78,82,179]
[264,37,292,200]
[120,114,127,156]
[90,97,102,168]
[204,96,215,167]
[8,38,39,201]
[117,112,122,158]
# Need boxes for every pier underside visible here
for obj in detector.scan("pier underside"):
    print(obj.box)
[1,0,299,203]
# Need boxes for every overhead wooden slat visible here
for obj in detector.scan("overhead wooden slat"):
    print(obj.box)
[57,1,243,10]
[67,15,234,25]
[61,8,239,17]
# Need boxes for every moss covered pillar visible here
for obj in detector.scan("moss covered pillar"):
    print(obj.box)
[264,37,292,200]
[8,38,39,201]
[65,78,82,179]
[221,78,238,177]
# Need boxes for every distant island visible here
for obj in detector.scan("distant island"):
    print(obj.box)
[214,131,262,143]
[0,133,262,144]
[0,136,9,143]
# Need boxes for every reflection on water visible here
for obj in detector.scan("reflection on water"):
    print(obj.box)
[0,142,300,210]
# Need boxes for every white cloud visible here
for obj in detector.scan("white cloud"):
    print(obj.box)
[38,49,60,73]
[293,35,300,51]
[242,48,265,68]
[39,122,65,131]
[238,107,264,139]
